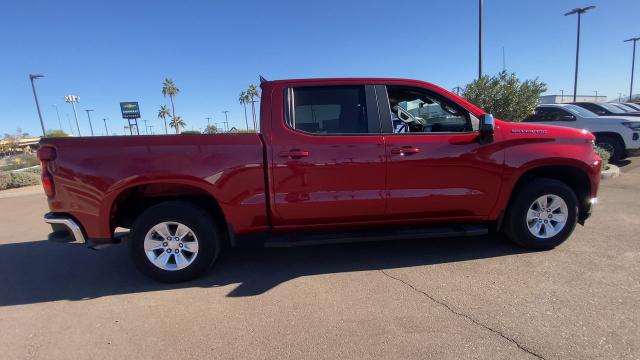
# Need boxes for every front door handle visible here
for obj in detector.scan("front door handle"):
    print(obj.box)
[279,149,310,159]
[391,146,421,156]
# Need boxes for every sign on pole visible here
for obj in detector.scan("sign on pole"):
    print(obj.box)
[120,102,141,119]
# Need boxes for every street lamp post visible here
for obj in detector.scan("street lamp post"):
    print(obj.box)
[65,95,81,136]
[103,118,108,135]
[478,0,483,79]
[29,74,46,136]
[85,109,94,136]
[222,111,230,132]
[565,6,595,102]
[53,105,63,130]
[624,37,640,101]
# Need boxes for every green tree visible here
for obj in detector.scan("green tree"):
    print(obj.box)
[162,78,180,131]
[169,115,186,133]
[45,129,69,137]
[204,124,218,134]
[239,91,250,131]
[158,105,171,134]
[462,71,547,122]
[246,84,260,130]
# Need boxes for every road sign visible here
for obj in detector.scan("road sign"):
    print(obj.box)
[120,102,140,119]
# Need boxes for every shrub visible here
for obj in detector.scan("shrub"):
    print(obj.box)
[596,146,610,171]
[9,171,40,188]
[22,166,42,174]
[1,153,39,171]
[462,71,547,122]
[45,129,69,137]
[0,172,10,190]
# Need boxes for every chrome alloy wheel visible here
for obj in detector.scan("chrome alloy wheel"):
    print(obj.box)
[144,221,199,271]
[526,194,568,239]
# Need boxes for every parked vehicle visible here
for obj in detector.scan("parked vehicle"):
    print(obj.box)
[623,103,640,111]
[571,102,640,117]
[611,103,640,112]
[39,78,602,282]
[524,104,640,161]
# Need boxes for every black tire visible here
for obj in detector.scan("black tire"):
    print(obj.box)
[503,178,578,250]
[595,135,625,162]
[129,201,220,282]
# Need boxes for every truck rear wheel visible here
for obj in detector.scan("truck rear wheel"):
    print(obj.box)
[503,178,578,250]
[129,201,220,282]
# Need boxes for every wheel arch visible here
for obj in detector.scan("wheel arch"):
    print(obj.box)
[592,131,625,148]
[106,180,232,247]
[500,164,592,228]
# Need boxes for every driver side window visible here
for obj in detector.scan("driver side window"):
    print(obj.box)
[386,86,473,134]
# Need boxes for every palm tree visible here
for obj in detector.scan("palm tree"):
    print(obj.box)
[157,105,171,134]
[247,84,260,130]
[162,78,180,120]
[239,91,250,131]
[169,115,186,134]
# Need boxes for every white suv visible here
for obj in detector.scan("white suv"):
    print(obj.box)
[524,104,640,161]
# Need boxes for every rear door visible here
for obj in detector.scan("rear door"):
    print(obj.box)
[378,84,504,220]
[269,84,387,227]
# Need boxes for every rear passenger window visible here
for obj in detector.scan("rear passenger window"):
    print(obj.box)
[287,86,369,134]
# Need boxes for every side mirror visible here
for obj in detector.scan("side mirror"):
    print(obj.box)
[560,114,576,121]
[478,113,494,144]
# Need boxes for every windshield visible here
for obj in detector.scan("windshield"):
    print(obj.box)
[613,103,638,112]
[598,103,626,114]
[563,104,597,117]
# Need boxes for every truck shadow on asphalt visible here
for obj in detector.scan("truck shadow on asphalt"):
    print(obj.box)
[0,235,532,306]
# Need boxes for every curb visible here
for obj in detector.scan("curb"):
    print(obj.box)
[601,164,620,179]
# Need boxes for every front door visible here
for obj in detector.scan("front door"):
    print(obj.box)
[269,84,386,227]
[379,85,504,221]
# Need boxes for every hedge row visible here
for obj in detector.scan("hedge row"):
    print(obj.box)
[0,171,41,190]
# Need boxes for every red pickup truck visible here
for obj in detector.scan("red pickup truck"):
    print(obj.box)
[38,78,601,282]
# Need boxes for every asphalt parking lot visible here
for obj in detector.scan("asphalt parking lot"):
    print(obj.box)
[1,160,639,360]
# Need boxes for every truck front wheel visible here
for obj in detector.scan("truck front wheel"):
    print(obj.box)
[129,201,220,282]
[504,178,578,250]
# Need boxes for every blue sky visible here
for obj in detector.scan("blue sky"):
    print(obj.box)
[1,0,638,136]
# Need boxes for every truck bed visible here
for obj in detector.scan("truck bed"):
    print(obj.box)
[40,134,268,240]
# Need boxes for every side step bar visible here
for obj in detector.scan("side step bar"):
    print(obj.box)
[263,224,488,248]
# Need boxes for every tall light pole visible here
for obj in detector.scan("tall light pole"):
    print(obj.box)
[53,105,63,130]
[624,37,640,101]
[222,110,230,131]
[565,6,595,102]
[64,95,81,136]
[560,89,565,103]
[478,0,483,79]
[29,74,46,136]
[66,114,74,136]
[85,109,94,136]
[205,117,212,132]
[103,118,108,135]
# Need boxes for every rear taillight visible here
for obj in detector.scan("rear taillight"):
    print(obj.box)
[37,147,56,197]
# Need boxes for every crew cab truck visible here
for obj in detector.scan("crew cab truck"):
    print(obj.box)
[39,78,602,282]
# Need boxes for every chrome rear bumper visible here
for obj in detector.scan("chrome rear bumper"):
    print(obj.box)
[44,213,86,244]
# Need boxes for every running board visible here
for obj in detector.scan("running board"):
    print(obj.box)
[263,224,488,248]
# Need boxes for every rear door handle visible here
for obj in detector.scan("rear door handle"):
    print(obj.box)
[279,149,310,159]
[391,146,421,156]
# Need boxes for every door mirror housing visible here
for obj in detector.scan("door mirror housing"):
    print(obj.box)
[478,113,494,144]
[560,114,576,121]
